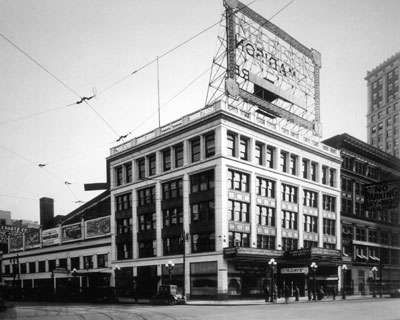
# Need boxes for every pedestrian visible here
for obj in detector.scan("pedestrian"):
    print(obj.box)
[318,286,325,300]
[332,287,336,300]
[294,286,299,301]
[284,285,290,304]
[264,287,270,302]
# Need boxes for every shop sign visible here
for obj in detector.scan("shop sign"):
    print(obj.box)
[223,247,238,258]
[25,230,40,249]
[285,248,311,259]
[281,267,309,275]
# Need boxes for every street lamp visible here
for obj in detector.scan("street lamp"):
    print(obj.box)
[341,265,347,299]
[9,255,20,288]
[114,265,120,298]
[268,258,277,302]
[310,262,318,301]
[165,260,175,285]
[371,267,378,298]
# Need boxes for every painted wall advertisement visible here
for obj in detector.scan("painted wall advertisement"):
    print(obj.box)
[61,223,82,242]
[85,216,110,238]
[42,227,60,246]
[25,229,41,249]
[365,179,400,210]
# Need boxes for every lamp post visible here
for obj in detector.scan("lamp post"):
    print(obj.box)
[371,266,378,298]
[9,254,20,288]
[165,260,175,285]
[310,262,318,301]
[114,265,120,299]
[341,265,347,299]
[268,258,277,302]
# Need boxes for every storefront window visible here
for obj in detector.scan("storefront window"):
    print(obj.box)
[190,261,217,297]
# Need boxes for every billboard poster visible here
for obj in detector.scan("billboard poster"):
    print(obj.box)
[25,229,41,249]
[0,225,28,244]
[61,223,82,242]
[42,227,60,246]
[216,0,321,136]
[85,216,110,238]
[365,179,400,211]
[9,235,23,251]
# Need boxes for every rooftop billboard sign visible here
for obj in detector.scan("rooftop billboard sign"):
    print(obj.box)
[223,0,321,135]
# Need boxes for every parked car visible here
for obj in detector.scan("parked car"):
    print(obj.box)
[150,285,186,305]
[390,288,400,298]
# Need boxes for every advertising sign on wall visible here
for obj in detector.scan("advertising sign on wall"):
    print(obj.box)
[85,216,110,238]
[61,223,82,242]
[42,227,60,246]
[25,229,41,249]
[9,235,23,251]
[365,179,400,210]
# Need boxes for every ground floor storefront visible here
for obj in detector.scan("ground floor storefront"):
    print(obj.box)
[113,247,344,301]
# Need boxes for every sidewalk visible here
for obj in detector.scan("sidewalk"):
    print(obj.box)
[118,294,389,306]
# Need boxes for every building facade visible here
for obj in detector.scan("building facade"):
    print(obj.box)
[324,134,400,296]
[366,52,400,158]
[1,192,112,302]
[108,101,342,300]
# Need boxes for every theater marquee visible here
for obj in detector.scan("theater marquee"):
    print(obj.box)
[224,0,321,135]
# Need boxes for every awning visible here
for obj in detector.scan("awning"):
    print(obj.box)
[369,256,380,261]
[315,276,339,281]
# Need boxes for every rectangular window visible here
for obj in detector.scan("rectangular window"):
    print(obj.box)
[124,162,132,183]
[302,159,309,179]
[282,237,298,251]
[191,137,201,162]
[148,154,156,176]
[256,205,275,226]
[139,241,156,258]
[83,256,93,269]
[38,261,46,273]
[266,146,274,169]
[256,177,275,198]
[228,231,250,247]
[311,162,317,181]
[228,169,249,192]
[227,132,236,157]
[303,189,318,208]
[116,193,132,211]
[115,166,123,186]
[280,151,288,172]
[29,262,36,273]
[192,233,215,253]
[323,195,336,212]
[174,143,184,168]
[97,254,108,268]
[204,132,215,158]
[257,235,275,249]
[281,210,298,230]
[255,142,264,165]
[162,179,183,200]
[290,154,297,175]
[71,257,80,270]
[162,149,171,171]
[137,186,155,206]
[138,158,146,179]
[323,218,336,236]
[228,200,249,222]
[191,201,214,223]
[281,184,298,203]
[239,137,249,161]
[304,215,318,233]
[190,170,214,194]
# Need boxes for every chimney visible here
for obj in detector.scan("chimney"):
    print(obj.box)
[40,197,54,229]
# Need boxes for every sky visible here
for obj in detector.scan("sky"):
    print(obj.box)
[1,0,400,223]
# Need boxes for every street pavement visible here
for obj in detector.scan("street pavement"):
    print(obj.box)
[1,295,399,320]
